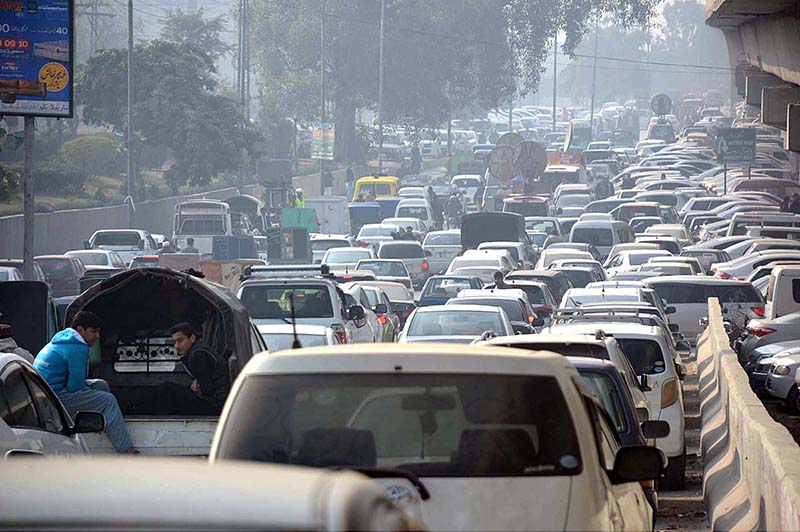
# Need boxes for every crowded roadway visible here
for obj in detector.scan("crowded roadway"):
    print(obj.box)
[2,99,799,531]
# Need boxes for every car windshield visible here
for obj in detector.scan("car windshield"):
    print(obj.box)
[93,231,141,248]
[325,250,372,263]
[379,243,425,259]
[398,207,429,220]
[423,278,473,298]
[357,261,408,277]
[452,298,525,322]
[558,269,594,288]
[639,264,692,275]
[525,219,557,234]
[616,339,666,375]
[262,333,327,351]
[359,226,396,237]
[240,285,334,319]
[409,310,503,336]
[578,371,626,434]
[629,252,667,266]
[36,259,73,278]
[216,373,582,477]
[571,228,614,247]
[424,233,460,246]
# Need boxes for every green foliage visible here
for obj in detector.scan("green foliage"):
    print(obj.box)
[59,135,123,177]
[34,157,87,195]
[160,9,231,60]
[0,165,19,203]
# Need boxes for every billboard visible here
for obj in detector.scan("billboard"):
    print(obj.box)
[0,0,74,118]
[311,121,334,160]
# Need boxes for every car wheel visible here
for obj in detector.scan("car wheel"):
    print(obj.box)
[787,386,800,415]
[661,449,686,491]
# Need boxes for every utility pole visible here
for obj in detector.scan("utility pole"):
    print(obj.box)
[377,0,385,176]
[126,0,134,228]
[589,17,599,138]
[320,0,326,179]
[22,117,34,281]
[552,35,557,132]
[238,0,250,123]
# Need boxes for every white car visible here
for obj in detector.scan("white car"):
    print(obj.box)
[605,249,673,276]
[399,304,513,343]
[712,250,800,279]
[535,249,594,269]
[547,321,686,489]
[447,249,515,275]
[310,234,359,264]
[395,199,435,228]
[559,287,646,309]
[0,353,105,457]
[356,224,401,248]
[210,344,662,531]
[423,230,462,274]
[643,224,694,246]
[257,324,341,351]
[85,229,159,265]
[322,247,376,272]
[65,249,127,270]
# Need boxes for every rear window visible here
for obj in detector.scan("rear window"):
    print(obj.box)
[178,218,225,235]
[93,232,141,247]
[650,282,763,304]
[559,269,594,289]
[359,226,396,237]
[423,278,473,297]
[216,373,582,477]
[616,339,666,375]
[424,233,460,246]
[515,342,609,359]
[505,201,548,216]
[325,250,372,263]
[397,207,429,220]
[481,247,520,262]
[379,243,425,259]
[525,219,558,234]
[572,228,613,247]
[452,298,526,322]
[312,240,350,252]
[36,259,74,278]
[240,285,334,319]
[356,261,408,277]
[500,284,546,304]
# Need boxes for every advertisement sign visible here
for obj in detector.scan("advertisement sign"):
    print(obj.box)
[717,128,756,164]
[311,121,334,160]
[0,0,74,118]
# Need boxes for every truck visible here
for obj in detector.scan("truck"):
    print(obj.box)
[173,200,233,257]
[305,196,351,235]
[69,268,266,455]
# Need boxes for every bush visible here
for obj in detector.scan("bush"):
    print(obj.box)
[35,157,87,195]
[59,135,123,177]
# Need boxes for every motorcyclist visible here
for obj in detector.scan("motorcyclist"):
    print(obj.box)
[445,194,464,229]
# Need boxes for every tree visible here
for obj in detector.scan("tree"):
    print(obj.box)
[160,9,231,60]
[77,39,260,189]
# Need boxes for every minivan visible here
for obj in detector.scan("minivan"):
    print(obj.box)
[569,220,635,260]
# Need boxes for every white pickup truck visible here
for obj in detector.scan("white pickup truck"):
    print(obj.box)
[173,200,233,257]
[67,268,265,455]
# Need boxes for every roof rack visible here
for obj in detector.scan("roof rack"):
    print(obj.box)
[243,264,333,280]
[553,307,661,323]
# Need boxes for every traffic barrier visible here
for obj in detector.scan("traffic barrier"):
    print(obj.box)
[698,298,800,531]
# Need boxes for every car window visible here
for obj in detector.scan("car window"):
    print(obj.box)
[217,373,583,477]
[409,310,504,336]
[93,231,141,247]
[312,240,350,252]
[709,284,763,303]
[357,261,409,277]
[240,285,334,319]
[572,228,614,247]
[0,364,39,429]
[23,371,66,433]
[616,339,666,375]
[452,298,525,322]
[380,243,425,259]
[36,259,74,279]
[424,233,460,246]
[71,252,108,266]
[579,371,626,434]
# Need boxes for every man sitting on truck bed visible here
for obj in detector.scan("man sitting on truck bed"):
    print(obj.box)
[166,322,230,415]
[34,311,137,454]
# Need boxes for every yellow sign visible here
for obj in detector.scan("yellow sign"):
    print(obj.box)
[38,62,68,92]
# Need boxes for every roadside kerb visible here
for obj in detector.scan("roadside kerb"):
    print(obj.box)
[698,298,800,531]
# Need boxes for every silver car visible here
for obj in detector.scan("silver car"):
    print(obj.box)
[398,304,514,343]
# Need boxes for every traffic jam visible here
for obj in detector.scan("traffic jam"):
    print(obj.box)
[1,95,798,531]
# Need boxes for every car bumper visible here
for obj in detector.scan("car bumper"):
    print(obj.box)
[656,400,685,457]
[766,372,795,400]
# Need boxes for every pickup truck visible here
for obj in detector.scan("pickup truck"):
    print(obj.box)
[173,200,233,257]
[66,268,266,455]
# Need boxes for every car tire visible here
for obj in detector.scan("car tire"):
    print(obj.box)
[786,386,800,415]
[662,449,686,491]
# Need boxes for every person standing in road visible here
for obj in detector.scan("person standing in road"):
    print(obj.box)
[166,322,230,415]
[322,170,334,195]
[427,186,443,229]
[33,311,137,454]
[791,193,800,214]
[294,188,305,208]
[346,164,356,199]
[181,238,199,254]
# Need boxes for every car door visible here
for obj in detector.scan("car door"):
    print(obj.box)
[0,362,83,456]
[650,282,706,338]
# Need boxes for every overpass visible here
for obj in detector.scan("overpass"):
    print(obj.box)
[706,0,800,153]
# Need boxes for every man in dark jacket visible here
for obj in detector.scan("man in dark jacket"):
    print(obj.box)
[168,322,230,414]
[791,194,800,215]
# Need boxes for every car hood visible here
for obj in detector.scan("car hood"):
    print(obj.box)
[761,352,800,368]
[754,339,800,357]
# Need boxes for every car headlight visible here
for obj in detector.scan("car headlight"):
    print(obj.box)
[773,365,792,376]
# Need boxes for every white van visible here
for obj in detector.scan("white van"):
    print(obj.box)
[173,200,233,256]
[726,213,800,237]
[394,198,434,226]
[570,219,635,260]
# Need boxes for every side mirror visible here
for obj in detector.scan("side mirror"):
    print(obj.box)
[676,340,691,352]
[532,317,545,327]
[637,374,652,392]
[665,306,676,315]
[348,305,365,321]
[635,407,649,423]
[374,303,388,314]
[512,323,534,335]
[668,323,679,333]
[138,239,146,251]
[66,411,105,435]
[83,240,91,250]
[640,420,670,439]
[610,445,665,484]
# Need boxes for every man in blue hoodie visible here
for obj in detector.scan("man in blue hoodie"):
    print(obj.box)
[34,311,136,454]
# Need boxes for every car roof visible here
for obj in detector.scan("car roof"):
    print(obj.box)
[240,343,574,377]
[34,255,72,260]
[551,321,663,338]
[415,303,503,313]
[644,275,754,285]
[256,324,330,335]
[457,288,528,300]
[481,332,606,346]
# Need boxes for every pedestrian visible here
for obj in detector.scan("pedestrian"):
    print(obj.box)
[402,226,416,241]
[488,271,508,290]
[0,324,34,363]
[428,186,443,229]
[322,170,334,195]
[33,311,137,454]
[621,175,636,190]
[791,193,800,214]
[157,239,177,254]
[346,164,356,199]
[181,237,199,254]
[294,188,305,208]
[161,322,230,415]
[410,143,422,173]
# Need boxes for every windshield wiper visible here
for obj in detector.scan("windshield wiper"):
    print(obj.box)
[330,466,431,500]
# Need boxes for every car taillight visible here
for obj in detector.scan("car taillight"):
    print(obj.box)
[422,260,429,271]
[716,271,731,279]
[661,377,679,408]
[751,306,766,317]
[378,315,388,325]
[749,326,776,338]
[332,325,347,344]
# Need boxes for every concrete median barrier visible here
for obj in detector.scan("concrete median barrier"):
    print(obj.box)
[698,298,800,531]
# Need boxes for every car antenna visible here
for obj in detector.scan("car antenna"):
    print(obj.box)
[288,294,302,349]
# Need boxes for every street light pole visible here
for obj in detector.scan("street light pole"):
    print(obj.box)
[552,35,557,132]
[377,0,385,176]
[320,0,325,179]
[589,16,599,139]
[126,0,134,228]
